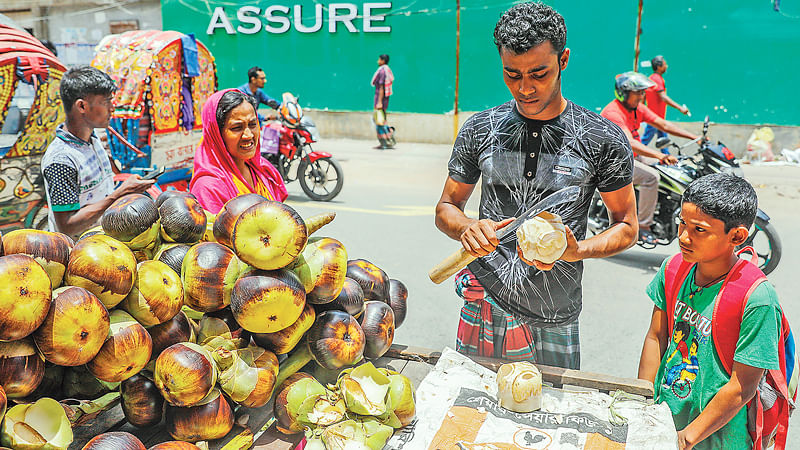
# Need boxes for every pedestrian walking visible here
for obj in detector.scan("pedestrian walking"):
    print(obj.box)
[642,55,691,150]
[371,54,395,149]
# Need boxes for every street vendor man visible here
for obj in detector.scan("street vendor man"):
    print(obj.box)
[434,2,638,369]
[41,66,155,237]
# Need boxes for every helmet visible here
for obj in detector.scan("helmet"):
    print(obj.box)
[614,71,656,102]
[280,102,303,128]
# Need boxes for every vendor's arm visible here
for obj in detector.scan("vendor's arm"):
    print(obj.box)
[659,91,690,115]
[45,164,154,237]
[435,177,512,257]
[575,182,638,259]
[677,362,763,449]
[638,305,669,383]
[649,117,699,142]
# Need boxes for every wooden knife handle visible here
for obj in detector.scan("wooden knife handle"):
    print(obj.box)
[428,248,477,284]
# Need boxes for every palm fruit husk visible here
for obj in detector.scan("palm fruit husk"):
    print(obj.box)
[0,397,73,449]
[337,362,392,417]
[207,340,278,408]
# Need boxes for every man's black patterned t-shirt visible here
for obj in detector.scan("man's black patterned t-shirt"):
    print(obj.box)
[448,100,633,327]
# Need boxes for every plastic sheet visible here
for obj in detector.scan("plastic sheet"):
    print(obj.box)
[387,348,677,450]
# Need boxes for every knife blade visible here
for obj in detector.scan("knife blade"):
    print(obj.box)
[428,185,581,284]
[495,185,581,241]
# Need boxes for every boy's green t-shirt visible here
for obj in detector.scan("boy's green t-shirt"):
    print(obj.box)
[647,259,782,450]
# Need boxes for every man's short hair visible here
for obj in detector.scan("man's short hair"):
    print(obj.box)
[682,173,758,232]
[493,2,566,55]
[59,66,116,113]
[651,55,665,70]
[248,66,263,82]
[379,54,390,64]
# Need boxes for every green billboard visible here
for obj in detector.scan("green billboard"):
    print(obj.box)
[162,1,799,125]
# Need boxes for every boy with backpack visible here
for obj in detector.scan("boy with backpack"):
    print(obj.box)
[638,173,795,449]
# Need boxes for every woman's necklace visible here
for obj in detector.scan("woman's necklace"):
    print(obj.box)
[687,269,729,301]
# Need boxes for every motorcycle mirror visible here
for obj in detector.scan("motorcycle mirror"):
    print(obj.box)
[655,137,672,149]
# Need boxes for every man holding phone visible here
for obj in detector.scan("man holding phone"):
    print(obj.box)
[41,66,155,238]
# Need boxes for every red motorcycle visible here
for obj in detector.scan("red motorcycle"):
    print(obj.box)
[262,94,343,201]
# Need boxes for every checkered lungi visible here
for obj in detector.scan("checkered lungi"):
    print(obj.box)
[454,268,581,369]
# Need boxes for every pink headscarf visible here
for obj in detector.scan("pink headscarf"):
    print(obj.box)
[190,88,287,213]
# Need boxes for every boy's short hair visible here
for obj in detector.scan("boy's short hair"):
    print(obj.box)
[493,2,566,56]
[682,173,757,232]
[60,66,116,113]
[379,54,390,64]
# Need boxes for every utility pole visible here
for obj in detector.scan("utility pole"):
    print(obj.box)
[454,0,460,141]
[633,0,643,71]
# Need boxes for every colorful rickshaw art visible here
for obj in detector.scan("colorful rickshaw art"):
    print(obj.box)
[91,30,217,191]
[0,24,66,231]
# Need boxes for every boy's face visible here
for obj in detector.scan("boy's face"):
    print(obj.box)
[678,202,748,264]
[79,93,114,129]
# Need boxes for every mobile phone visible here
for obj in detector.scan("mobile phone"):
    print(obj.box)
[142,167,165,180]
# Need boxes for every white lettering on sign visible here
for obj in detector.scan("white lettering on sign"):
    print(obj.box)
[207,7,235,35]
[206,3,392,35]
[237,6,262,34]
[364,2,391,32]
[265,5,291,33]
[329,3,357,33]
[294,4,323,33]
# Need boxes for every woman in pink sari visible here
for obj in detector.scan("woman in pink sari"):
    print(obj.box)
[190,88,287,213]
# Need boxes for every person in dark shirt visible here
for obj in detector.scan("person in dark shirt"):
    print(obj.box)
[237,66,279,124]
[434,2,638,369]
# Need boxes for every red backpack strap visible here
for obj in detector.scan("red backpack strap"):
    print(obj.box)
[711,258,768,375]
[663,253,694,333]
[767,310,792,450]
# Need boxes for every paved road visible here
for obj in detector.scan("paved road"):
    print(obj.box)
[284,137,800,443]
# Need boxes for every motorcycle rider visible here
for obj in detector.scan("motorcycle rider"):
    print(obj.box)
[238,66,280,124]
[601,71,700,245]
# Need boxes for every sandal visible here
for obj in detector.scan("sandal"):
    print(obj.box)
[639,229,658,246]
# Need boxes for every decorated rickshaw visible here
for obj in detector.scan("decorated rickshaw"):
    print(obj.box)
[0,24,66,230]
[91,30,217,191]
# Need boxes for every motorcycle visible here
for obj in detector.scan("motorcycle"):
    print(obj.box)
[262,94,344,202]
[587,116,782,275]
